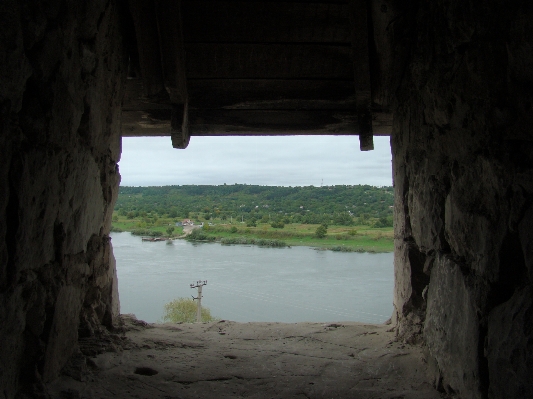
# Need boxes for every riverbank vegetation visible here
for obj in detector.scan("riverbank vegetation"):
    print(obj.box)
[112,184,394,252]
[197,223,393,252]
[163,298,217,323]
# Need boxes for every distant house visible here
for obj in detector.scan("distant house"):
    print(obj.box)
[181,219,194,226]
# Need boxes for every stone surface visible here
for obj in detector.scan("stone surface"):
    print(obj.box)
[47,316,445,399]
[1,1,532,398]
[424,256,480,397]
[487,286,533,399]
[0,0,125,396]
[391,0,533,397]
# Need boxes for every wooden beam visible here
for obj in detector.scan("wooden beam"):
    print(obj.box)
[155,0,189,148]
[350,0,374,151]
[187,79,357,110]
[171,102,189,148]
[127,0,167,98]
[121,108,392,137]
[185,44,353,80]
[181,1,351,44]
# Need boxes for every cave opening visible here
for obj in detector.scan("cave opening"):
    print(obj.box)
[1,0,532,398]
[113,135,395,325]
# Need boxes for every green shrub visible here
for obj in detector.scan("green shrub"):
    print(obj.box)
[163,297,217,323]
[255,239,286,247]
[315,224,327,238]
[330,246,365,253]
[220,236,250,245]
[230,226,238,233]
[131,229,162,237]
[186,229,215,241]
[110,226,123,232]
[220,237,286,247]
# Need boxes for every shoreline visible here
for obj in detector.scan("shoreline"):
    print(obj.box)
[111,222,394,253]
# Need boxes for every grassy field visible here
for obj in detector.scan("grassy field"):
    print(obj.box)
[204,223,393,253]
[111,214,393,253]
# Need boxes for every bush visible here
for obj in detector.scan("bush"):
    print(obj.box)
[315,224,328,238]
[373,216,393,228]
[220,236,250,245]
[256,239,286,248]
[230,226,238,233]
[330,246,365,253]
[271,221,285,228]
[131,229,162,237]
[186,229,215,241]
[163,297,217,323]
[220,237,286,247]
[110,226,123,232]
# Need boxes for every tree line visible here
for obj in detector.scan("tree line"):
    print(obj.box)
[114,184,394,227]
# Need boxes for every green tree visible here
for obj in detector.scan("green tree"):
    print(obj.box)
[246,219,257,227]
[373,216,393,228]
[315,224,328,238]
[163,298,216,323]
[166,226,175,236]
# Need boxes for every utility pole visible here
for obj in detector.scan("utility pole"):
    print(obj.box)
[190,280,207,322]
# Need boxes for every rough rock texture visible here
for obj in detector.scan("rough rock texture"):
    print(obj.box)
[47,316,445,399]
[391,1,533,397]
[0,0,125,396]
[1,1,532,398]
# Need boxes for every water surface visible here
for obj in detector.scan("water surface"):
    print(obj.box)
[111,232,394,323]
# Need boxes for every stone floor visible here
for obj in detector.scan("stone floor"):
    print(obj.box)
[47,315,446,399]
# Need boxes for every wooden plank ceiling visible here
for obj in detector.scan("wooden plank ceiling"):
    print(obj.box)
[122,0,392,149]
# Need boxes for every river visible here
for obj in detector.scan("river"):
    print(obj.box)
[111,232,394,324]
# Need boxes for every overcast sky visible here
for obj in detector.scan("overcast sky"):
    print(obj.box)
[119,135,393,187]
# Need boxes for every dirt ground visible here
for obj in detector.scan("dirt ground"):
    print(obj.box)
[47,315,445,399]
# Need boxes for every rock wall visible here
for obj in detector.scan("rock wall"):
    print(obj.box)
[1,1,532,398]
[391,1,533,397]
[0,0,125,396]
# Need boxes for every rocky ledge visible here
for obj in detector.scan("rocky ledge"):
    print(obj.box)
[47,315,444,399]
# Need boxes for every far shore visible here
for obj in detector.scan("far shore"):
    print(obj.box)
[111,221,394,253]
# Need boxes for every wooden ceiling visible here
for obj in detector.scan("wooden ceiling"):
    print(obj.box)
[121,0,393,150]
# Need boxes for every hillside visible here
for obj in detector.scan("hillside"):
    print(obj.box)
[115,184,394,226]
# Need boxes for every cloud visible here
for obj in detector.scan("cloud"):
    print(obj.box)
[119,136,392,187]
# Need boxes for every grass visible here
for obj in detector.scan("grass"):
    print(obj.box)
[205,223,393,252]
[111,214,394,253]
